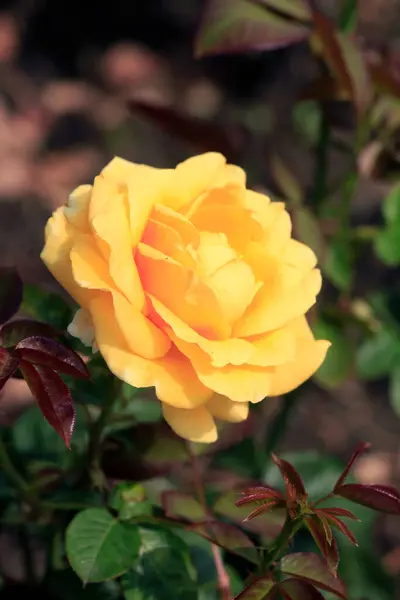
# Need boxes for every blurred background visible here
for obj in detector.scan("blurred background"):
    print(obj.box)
[1,0,400,597]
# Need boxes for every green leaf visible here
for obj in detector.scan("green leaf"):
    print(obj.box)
[294,207,326,265]
[339,0,357,33]
[336,538,395,600]
[293,101,321,146]
[323,239,352,291]
[381,183,400,225]
[389,365,400,416]
[356,328,400,380]
[270,155,302,207]
[22,284,73,330]
[162,491,206,522]
[12,404,87,462]
[66,508,141,583]
[110,483,153,521]
[195,0,310,57]
[313,318,352,388]
[374,227,400,266]
[121,526,196,600]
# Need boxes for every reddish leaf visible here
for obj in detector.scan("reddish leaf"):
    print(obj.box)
[333,442,371,491]
[188,521,259,564]
[280,553,347,599]
[316,507,359,521]
[304,517,339,575]
[19,361,76,448]
[369,63,400,100]
[196,0,310,57]
[234,576,276,599]
[15,336,89,379]
[0,267,23,325]
[161,491,206,522]
[336,483,400,515]
[237,485,284,506]
[214,490,286,539]
[311,9,371,115]
[0,347,20,392]
[280,578,325,600]
[0,319,61,349]
[271,454,307,502]
[260,0,311,22]
[128,100,245,161]
[323,513,358,546]
[242,500,282,522]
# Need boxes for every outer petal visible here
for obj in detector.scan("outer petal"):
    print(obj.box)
[171,333,271,404]
[247,325,296,367]
[64,184,92,231]
[268,317,331,395]
[100,157,172,246]
[40,208,90,307]
[70,234,115,295]
[90,177,145,309]
[90,295,211,408]
[206,394,249,422]
[162,404,217,443]
[233,268,322,337]
[163,152,227,212]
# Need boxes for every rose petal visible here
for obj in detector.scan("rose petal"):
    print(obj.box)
[162,403,217,443]
[40,208,90,307]
[164,152,227,212]
[206,394,249,422]
[90,295,211,409]
[64,184,92,230]
[90,177,145,309]
[268,317,331,395]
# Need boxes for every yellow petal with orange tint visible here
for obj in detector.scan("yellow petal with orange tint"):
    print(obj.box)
[40,207,89,307]
[234,268,322,337]
[247,325,296,367]
[149,295,254,367]
[268,316,331,396]
[207,394,249,422]
[112,291,171,359]
[64,184,92,230]
[190,203,263,253]
[90,177,145,309]
[164,152,226,212]
[206,259,257,325]
[90,294,211,409]
[162,404,217,443]
[70,234,115,294]
[262,203,292,254]
[171,334,271,404]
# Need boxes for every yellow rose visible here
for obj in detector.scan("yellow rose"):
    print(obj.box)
[41,153,330,443]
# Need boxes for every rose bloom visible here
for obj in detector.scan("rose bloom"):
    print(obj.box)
[41,153,330,443]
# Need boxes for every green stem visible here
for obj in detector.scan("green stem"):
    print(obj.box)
[264,516,303,569]
[0,435,30,495]
[312,109,330,211]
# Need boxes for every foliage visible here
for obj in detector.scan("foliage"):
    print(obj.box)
[2,1,400,599]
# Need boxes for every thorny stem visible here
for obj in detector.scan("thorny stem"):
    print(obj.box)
[187,443,231,600]
[88,378,120,468]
